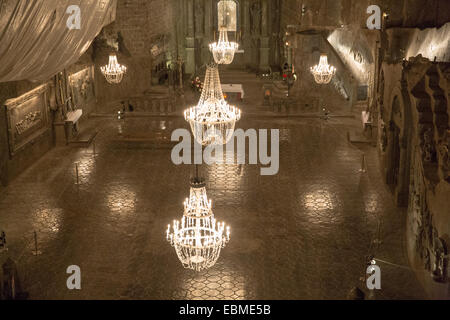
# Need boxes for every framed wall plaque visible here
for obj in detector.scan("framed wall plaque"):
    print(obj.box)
[4,83,50,158]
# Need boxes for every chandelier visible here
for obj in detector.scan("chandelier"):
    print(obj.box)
[167,178,230,272]
[209,27,239,65]
[310,54,336,84]
[185,64,241,146]
[101,54,127,84]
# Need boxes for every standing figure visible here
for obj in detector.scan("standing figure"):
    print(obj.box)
[194,0,204,36]
[250,1,262,35]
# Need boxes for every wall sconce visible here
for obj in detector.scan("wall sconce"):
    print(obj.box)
[302,5,307,16]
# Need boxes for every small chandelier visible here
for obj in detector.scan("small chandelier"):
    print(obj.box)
[167,178,230,272]
[185,63,241,146]
[101,54,127,84]
[209,27,239,65]
[310,54,336,84]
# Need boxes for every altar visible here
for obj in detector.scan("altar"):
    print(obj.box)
[222,84,245,102]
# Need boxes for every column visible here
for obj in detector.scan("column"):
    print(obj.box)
[185,0,196,75]
[205,0,213,40]
[259,0,270,71]
[242,0,252,66]
[203,0,214,64]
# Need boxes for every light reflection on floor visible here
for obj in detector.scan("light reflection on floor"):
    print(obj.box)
[0,115,427,300]
[176,263,248,300]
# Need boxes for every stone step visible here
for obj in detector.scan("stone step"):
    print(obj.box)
[69,128,99,148]
[347,129,375,145]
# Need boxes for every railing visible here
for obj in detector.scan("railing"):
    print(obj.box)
[126,95,178,115]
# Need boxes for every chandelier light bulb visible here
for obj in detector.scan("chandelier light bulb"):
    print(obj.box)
[209,27,239,65]
[166,179,230,272]
[185,63,241,146]
[310,54,336,84]
[101,54,127,84]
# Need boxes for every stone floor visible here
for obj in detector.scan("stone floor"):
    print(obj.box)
[0,71,428,300]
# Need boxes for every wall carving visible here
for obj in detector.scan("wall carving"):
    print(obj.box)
[68,67,96,112]
[351,48,364,65]
[179,0,279,72]
[401,60,450,294]
[149,34,169,59]
[421,127,438,164]
[4,83,50,157]
[331,75,350,100]
[250,1,262,35]
[149,34,170,85]
[438,130,450,182]
[410,161,448,283]
[15,111,42,135]
[218,0,237,31]
[412,71,440,187]
[380,120,388,152]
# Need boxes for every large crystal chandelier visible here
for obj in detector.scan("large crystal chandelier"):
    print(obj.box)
[101,54,127,84]
[310,54,336,84]
[167,178,230,272]
[185,64,241,146]
[209,27,239,65]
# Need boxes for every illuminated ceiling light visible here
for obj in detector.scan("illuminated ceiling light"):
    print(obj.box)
[167,178,230,272]
[310,54,336,84]
[185,63,241,146]
[209,27,239,65]
[101,54,127,84]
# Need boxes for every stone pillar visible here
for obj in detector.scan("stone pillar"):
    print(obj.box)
[205,0,213,39]
[261,0,268,36]
[242,0,252,66]
[259,0,270,71]
[272,0,281,67]
[185,0,196,75]
[203,0,214,64]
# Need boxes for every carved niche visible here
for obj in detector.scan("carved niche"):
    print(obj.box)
[421,127,438,164]
[218,0,237,31]
[414,202,448,283]
[410,157,448,283]
[4,83,50,157]
[438,130,450,183]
